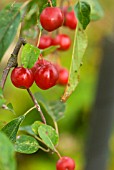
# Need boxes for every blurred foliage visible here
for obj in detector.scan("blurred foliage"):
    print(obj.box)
[0,0,114,170]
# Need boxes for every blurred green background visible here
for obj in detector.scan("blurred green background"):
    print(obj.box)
[0,0,114,170]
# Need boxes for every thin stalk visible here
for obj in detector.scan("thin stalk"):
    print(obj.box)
[48,0,53,7]
[54,148,62,159]
[24,106,36,116]
[36,27,41,47]
[39,146,50,152]
[27,88,46,124]
[53,121,59,135]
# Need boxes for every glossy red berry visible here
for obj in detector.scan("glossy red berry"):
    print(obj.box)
[34,62,59,90]
[58,68,69,85]
[52,34,71,50]
[31,58,50,73]
[38,35,53,49]
[40,7,64,32]
[64,10,78,30]
[56,156,75,170]
[11,67,34,89]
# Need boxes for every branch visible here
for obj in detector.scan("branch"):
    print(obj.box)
[0,37,26,90]
[27,89,46,124]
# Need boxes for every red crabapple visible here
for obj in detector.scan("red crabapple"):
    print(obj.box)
[52,34,71,50]
[40,7,64,32]
[31,58,50,73]
[34,61,59,90]
[38,35,53,49]
[64,10,78,30]
[58,67,69,85]
[11,67,34,89]
[56,156,75,170]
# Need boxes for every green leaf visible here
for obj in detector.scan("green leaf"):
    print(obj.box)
[31,121,43,135]
[0,132,16,170]
[34,92,65,121]
[41,45,60,56]
[48,100,65,121]
[38,124,59,150]
[23,2,39,31]
[19,125,35,136]
[62,26,88,101]
[75,1,91,30]
[84,0,104,21]
[15,135,39,154]
[1,115,25,142]
[2,103,15,114]
[21,43,40,68]
[0,3,22,60]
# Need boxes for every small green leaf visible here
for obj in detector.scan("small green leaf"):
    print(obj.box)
[84,0,104,21]
[0,132,16,170]
[7,103,15,114]
[0,3,22,60]
[31,121,43,135]
[19,125,35,136]
[75,1,91,30]
[41,45,60,56]
[62,26,88,101]
[21,44,40,68]
[21,43,40,68]
[38,124,59,150]
[15,135,39,154]
[34,92,65,121]
[1,115,25,142]
[2,103,15,114]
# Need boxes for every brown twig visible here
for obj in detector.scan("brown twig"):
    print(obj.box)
[27,88,46,124]
[0,37,26,90]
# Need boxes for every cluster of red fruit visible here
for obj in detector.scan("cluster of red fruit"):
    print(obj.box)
[11,6,77,91]
[11,58,69,90]
[38,6,77,50]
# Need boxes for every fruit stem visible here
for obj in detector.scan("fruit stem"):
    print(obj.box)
[24,106,36,116]
[55,148,62,159]
[36,27,41,47]
[27,88,47,124]
[0,37,26,90]
[39,146,50,152]
[53,121,59,135]
[48,0,53,7]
